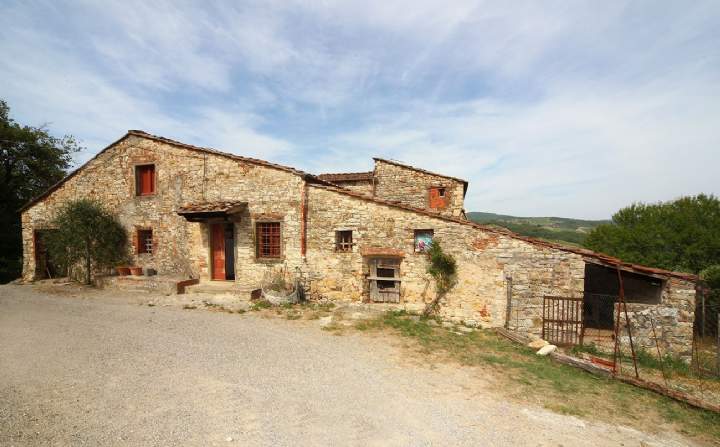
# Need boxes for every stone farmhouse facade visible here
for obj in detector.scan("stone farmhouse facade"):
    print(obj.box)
[20,130,698,357]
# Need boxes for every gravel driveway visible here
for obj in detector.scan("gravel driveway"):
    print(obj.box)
[0,284,696,446]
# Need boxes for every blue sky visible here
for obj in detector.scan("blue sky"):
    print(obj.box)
[1,1,719,219]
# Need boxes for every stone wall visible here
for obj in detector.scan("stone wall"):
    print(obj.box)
[21,135,304,287]
[328,179,373,195]
[506,264,696,359]
[608,278,696,359]
[21,132,696,358]
[304,185,585,327]
[373,159,465,218]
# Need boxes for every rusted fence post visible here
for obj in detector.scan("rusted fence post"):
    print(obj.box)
[650,316,669,388]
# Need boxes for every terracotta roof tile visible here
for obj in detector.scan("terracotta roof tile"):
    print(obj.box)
[177,201,246,214]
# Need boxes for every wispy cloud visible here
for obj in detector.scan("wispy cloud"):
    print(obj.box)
[1,0,718,218]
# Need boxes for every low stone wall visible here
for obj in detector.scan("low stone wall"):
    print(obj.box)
[94,275,196,295]
[614,279,696,359]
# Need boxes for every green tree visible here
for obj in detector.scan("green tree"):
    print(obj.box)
[0,99,80,282]
[585,194,720,273]
[422,239,458,317]
[45,200,129,285]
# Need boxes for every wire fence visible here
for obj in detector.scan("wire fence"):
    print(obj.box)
[506,286,720,409]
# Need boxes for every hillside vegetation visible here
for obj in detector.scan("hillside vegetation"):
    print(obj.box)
[466,212,608,246]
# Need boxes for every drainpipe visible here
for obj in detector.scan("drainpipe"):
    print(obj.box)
[505,274,513,329]
[300,180,308,259]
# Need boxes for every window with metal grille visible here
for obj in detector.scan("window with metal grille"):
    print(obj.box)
[137,229,153,254]
[335,230,353,252]
[256,222,281,258]
[135,164,155,196]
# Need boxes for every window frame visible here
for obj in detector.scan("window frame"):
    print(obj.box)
[335,230,354,252]
[137,228,153,255]
[255,221,282,259]
[414,229,434,253]
[135,164,156,196]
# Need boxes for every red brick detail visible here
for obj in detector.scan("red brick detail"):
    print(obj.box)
[473,235,500,250]
[428,186,448,209]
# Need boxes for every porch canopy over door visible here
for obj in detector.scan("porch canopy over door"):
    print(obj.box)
[176,200,247,222]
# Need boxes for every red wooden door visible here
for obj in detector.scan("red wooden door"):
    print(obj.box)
[211,223,225,280]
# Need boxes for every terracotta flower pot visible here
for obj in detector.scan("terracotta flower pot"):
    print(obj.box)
[130,267,143,276]
[117,266,130,276]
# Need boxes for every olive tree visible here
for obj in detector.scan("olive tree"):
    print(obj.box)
[45,199,128,284]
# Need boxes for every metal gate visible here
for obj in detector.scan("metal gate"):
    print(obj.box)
[542,296,583,346]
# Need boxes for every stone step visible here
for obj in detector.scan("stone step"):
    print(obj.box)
[184,281,260,298]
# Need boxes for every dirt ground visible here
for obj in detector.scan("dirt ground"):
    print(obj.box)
[0,283,700,446]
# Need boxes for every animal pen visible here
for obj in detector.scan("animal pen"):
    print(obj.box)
[507,261,720,411]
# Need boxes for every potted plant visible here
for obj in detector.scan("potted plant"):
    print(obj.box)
[129,266,143,276]
[261,266,298,305]
[117,266,130,276]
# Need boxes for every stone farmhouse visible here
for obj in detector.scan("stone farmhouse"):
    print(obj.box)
[20,130,698,357]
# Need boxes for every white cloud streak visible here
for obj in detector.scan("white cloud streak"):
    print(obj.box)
[0,0,718,218]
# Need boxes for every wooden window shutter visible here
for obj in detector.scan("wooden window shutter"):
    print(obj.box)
[136,165,155,195]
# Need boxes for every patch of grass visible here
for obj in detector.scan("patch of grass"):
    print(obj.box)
[572,344,692,378]
[182,304,197,310]
[321,323,344,335]
[357,311,720,442]
[250,299,272,311]
[543,402,586,417]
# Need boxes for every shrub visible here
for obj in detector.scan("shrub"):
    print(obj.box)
[45,199,128,284]
[422,238,458,316]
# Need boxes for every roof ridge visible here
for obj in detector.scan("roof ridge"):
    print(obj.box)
[373,157,469,188]
[127,130,310,177]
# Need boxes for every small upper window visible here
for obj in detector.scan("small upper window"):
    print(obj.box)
[414,229,434,253]
[437,187,446,197]
[335,230,353,252]
[135,164,155,196]
[137,229,153,254]
[256,222,281,258]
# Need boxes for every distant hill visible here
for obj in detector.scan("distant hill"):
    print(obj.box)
[466,212,610,246]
